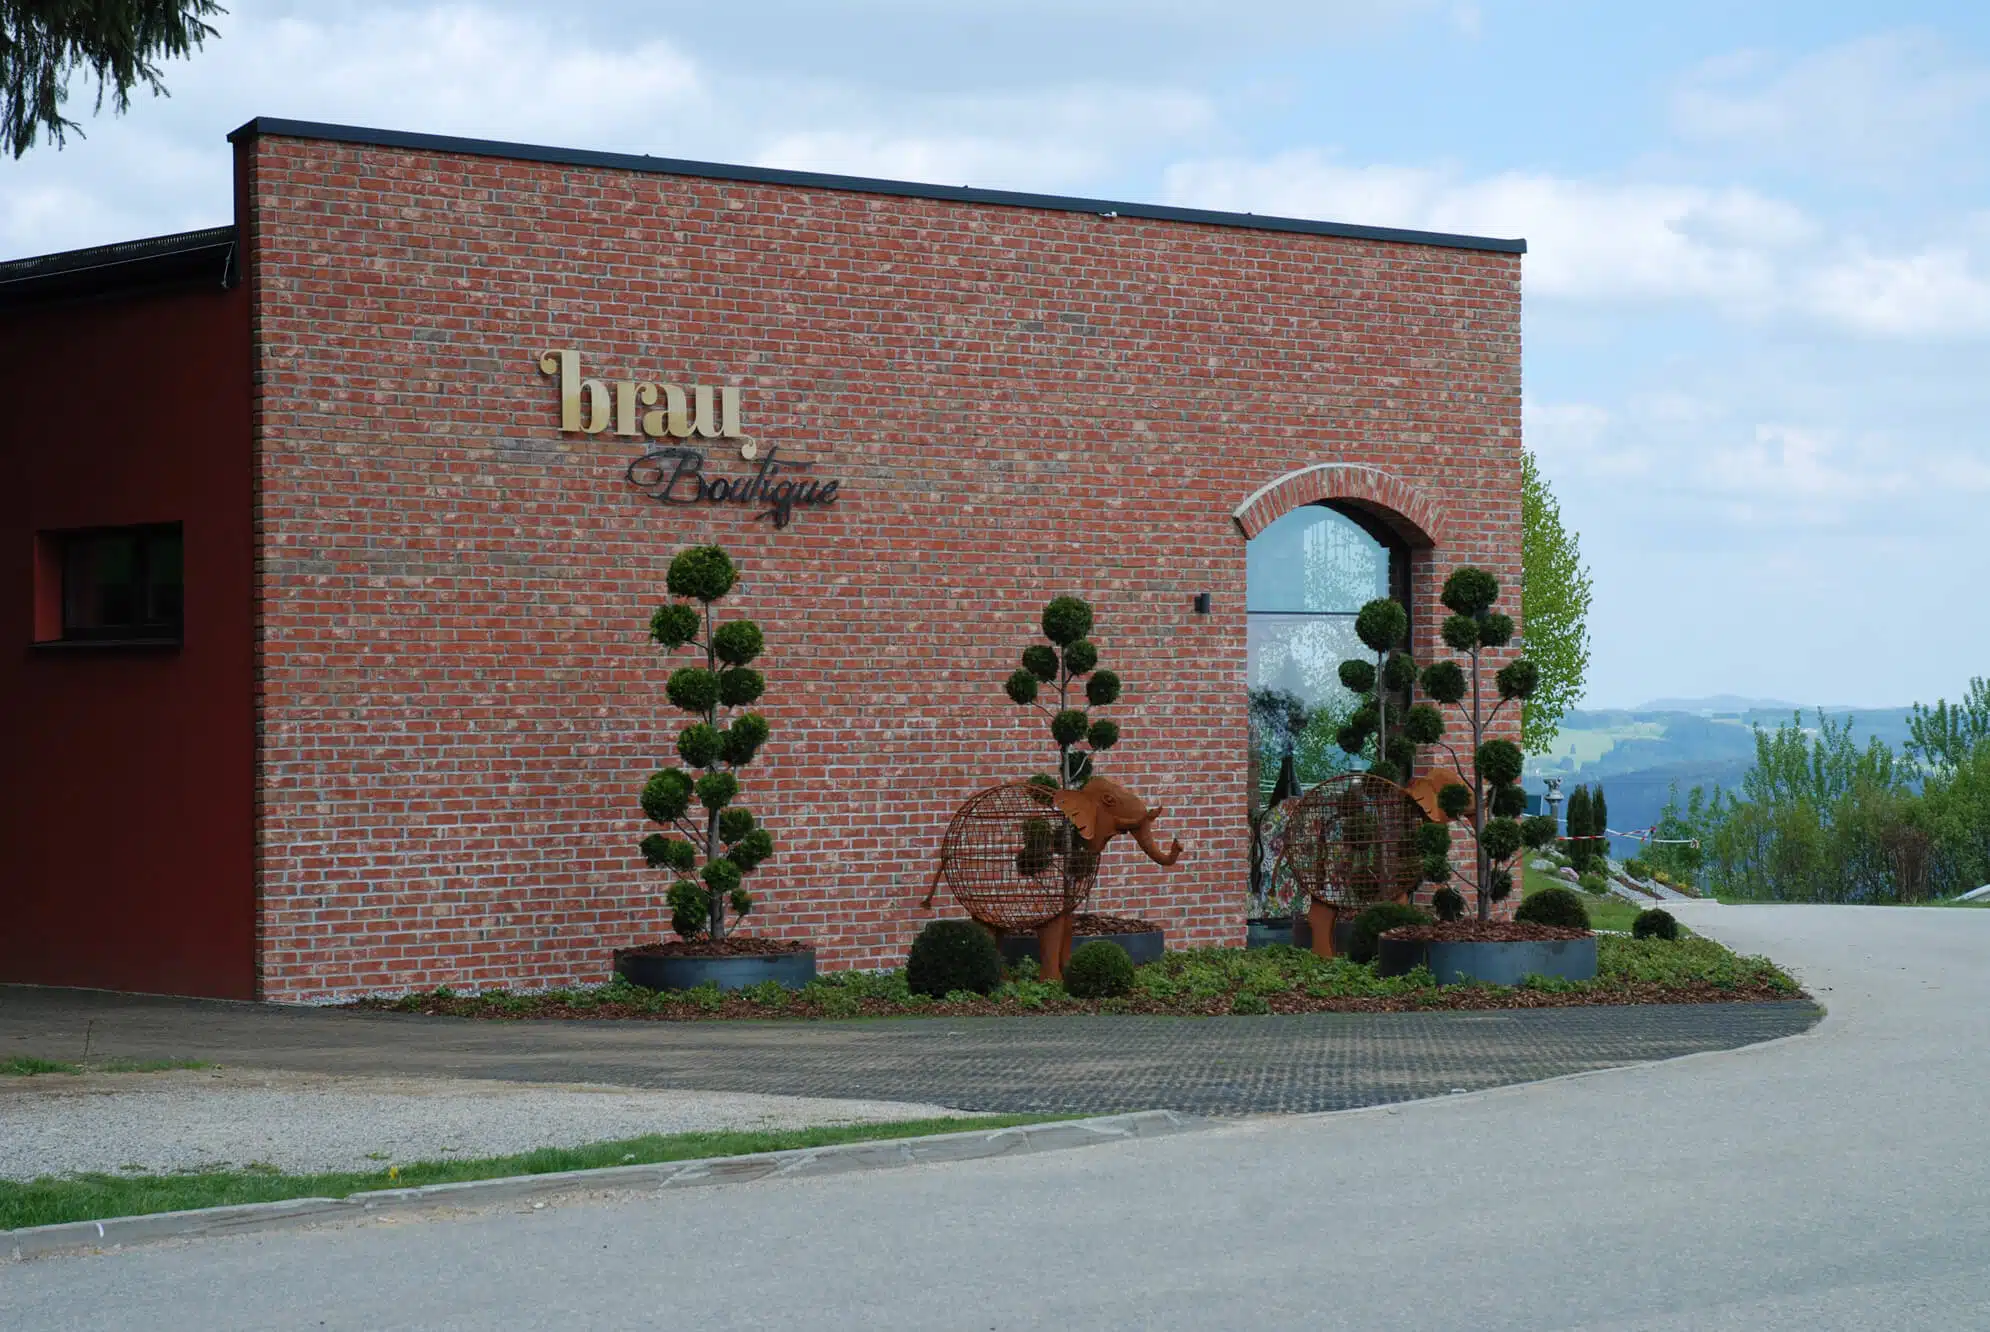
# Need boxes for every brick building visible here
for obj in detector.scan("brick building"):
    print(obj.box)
[1,119,1525,1001]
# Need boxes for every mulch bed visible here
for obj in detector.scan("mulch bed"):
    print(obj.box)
[1008,913,1160,937]
[1384,922,1592,943]
[613,936,811,959]
[365,978,1802,1023]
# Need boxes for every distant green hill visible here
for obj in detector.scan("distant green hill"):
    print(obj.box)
[1524,703,1917,853]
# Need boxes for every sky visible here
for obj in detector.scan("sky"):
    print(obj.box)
[6,1,1987,711]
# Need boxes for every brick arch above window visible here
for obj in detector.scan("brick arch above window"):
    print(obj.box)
[1230,464,1449,549]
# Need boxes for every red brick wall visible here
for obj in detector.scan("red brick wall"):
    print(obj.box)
[243,133,1522,1000]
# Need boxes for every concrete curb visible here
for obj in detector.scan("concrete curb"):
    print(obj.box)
[5,1109,1202,1262]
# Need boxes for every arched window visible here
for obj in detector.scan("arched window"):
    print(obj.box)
[1246,502,1408,785]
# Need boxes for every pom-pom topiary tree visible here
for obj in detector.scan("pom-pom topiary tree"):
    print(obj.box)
[1004,595,1121,788]
[638,545,776,943]
[1412,567,1561,920]
[1333,598,1434,784]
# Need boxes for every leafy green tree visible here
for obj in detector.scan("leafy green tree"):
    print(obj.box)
[1414,567,1559,919]
[1520,451,1593,755]
[1643,781,1706,881]
[1005,595,1120,788]
[638,546,775,941]
[2,1,222,157]
[1906,677,1990,775]
[1688,705,1990,902]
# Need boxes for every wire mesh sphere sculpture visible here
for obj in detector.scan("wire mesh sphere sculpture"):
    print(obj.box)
[1274,771,1425,909]
[927,780,1100,931]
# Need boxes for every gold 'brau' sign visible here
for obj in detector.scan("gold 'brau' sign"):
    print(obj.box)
[538,350,748,454]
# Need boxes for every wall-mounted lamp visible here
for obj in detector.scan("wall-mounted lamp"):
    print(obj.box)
[1192,593,1212,615]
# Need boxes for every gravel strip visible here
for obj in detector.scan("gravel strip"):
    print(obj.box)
[0,1068,971,1180]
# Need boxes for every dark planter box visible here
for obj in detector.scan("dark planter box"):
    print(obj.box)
[1000,928,1165,968]
[1245,917,1355,955]
[1375,936,1597,986]
[1246,919,1294,950]
[613,947,817,993]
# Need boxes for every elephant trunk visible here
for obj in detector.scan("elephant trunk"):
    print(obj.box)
[1132,811,1184,867]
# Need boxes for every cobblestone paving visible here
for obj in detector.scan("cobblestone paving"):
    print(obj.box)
[0,987,1819,1116]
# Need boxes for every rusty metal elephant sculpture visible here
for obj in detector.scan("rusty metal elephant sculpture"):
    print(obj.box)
[920,776,1185,981]
[1051,777,1183,866]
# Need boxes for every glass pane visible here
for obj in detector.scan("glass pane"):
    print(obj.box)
[95,537,138,626]
[1245,505,1389,613]
[59,529,179,637]
[1247,615,1372,787]
[1248,614,1366,716]
[63,534,142,631]
[145,531,184,626]
[62,540,96,630]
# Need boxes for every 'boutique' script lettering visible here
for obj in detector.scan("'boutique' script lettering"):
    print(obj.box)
[626,446,840,530]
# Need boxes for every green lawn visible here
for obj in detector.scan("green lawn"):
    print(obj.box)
[1,1057,210,1077]
[0,1115,1061,1231]
[1520,862,1651,933]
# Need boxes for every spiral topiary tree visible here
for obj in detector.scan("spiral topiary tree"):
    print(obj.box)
[1004,595,1121,788]
[638,545,776,943]
[1412,567,1561,920]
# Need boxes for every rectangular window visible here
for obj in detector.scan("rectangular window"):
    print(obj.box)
[51,524,184,643]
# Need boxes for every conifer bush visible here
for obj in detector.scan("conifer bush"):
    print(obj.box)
[638,545,775,942]
[1062,940,1136,998]
[1632,908,1680,941]
[1349,902,1433,963]
[906,920,1003,997]
[1513,885,1591,930]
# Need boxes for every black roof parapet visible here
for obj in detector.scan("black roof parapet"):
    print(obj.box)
[0,226,237,309]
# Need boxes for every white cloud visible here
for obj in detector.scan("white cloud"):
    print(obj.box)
[1164,150,1990,341]
[752,89,1214,191]
[1161,152,1809,310]
[0,3,1230,258]
[1673,30,1990,177]
[206,7,705,148]
[1528,391,1988,537]
[1800,246,1990,338]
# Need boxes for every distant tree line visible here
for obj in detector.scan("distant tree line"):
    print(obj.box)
[1642,678,1990,901]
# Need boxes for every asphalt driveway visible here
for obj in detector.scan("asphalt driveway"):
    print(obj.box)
[0,980,1816,1116]
[8,904,1984,1331]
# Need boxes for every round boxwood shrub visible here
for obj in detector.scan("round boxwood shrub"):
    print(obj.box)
[1349,902,1433,963]
[1632,908,1680,941]
[906,920,1002,998]
[1513,886,1591,930]
[1062,940,1135,999]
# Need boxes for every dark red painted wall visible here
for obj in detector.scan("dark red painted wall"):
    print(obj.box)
[0,280,255,998]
